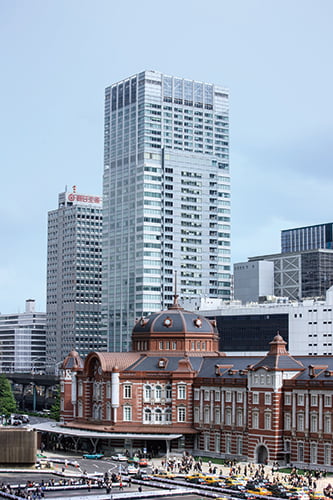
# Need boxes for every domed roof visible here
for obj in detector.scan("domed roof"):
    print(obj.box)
[62,350,84,370]
[133,295,217,335]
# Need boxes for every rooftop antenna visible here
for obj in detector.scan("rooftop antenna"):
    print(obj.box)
[173,270,179,306]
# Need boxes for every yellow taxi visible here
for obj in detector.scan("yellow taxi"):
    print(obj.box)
[247,486,271,496]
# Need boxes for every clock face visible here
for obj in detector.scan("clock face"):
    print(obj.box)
[164,317,172,327]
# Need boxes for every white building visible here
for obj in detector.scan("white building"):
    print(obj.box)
[103,70,231,351]
[183,287,333,357]
[234,260,274,303]
[0,300,46,373]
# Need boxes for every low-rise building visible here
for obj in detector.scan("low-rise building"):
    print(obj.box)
[0,300,46,373]
[59,296,333,469]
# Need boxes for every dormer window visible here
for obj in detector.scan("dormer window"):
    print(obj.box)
[158,358,166,368]
[194,317,202,328]
[163,317,173,327]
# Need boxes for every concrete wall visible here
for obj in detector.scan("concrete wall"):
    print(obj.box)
[0,429,36,464]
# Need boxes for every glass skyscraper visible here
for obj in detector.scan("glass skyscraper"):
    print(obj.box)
[281,223,333,253]
[102,70,231,351]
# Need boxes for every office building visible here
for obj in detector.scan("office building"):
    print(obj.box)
[102,70,231,351]
[233,260,274,304]
[46,188,106,366]
[0,299,46,373]
[282,222,333,253]
[234,249,333,302]
[184,286,333,356]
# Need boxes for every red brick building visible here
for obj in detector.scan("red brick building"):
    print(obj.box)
[60,297,333,468]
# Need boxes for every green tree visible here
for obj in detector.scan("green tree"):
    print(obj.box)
[49,386,60,421]
[0,374,17,417]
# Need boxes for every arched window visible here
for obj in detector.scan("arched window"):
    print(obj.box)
[252,410,259,429]
[123,406,132,422]
[178,384,186,399]
[225,407,232,425]
[144,385,151,401]
[324,444,331,466]
[165,408,172,423]
[106,402,111,421]
[324,413,332,433]
[155,385,162,401]
[264,411,271,430]
[214,433,220,452]
[177,407,186,422]
[236,409,243,427]
[106,382,111,399]
[155,408,162,423]
[297,412,304,431]
[310,413,318,433]
[284,412,291,430]
[310,442,317,464]
[144,408,152,423]
[78,400,83,418]
[165,384,172,400]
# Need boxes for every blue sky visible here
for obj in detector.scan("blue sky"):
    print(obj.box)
[1,0,333,313]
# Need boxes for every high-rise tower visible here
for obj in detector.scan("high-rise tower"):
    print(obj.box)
[46,188,106,366]
[103,71,231,351]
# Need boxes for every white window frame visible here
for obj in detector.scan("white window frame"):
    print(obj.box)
[123,406,132,422]
[144,384,151,401]
[123,384,132,399]
[284,392,291,405]
[177,406,186,422]
[155,385,162,401]
[178,384,186,399]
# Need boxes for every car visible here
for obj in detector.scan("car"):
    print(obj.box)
[82,453,104,459]
[127,465,138,475]
[186,476,206,484]
[111,453,128,461]
[133,471,150,480]
[152,471,175,480]
[127,456,140,464]
[139,458,149,467]
[186,473,206,481]
[14,414,30,424]
[204,478,222,486]
[247,487,271,496]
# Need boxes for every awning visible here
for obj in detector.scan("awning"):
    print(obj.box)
[31,422,182,441]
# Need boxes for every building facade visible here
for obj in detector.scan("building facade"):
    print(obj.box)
[233,260,274,304]
[46,188,106,367]
[282,222,333,253]
[234,249,333,302]
[60,299,333,470]
[0,300,46,373]
[183,286,333,356]
[102,70,231,351]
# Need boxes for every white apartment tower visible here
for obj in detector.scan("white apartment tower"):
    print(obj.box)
[103,70,231,351]
[46,188,106,365]
[0,299,46,373]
